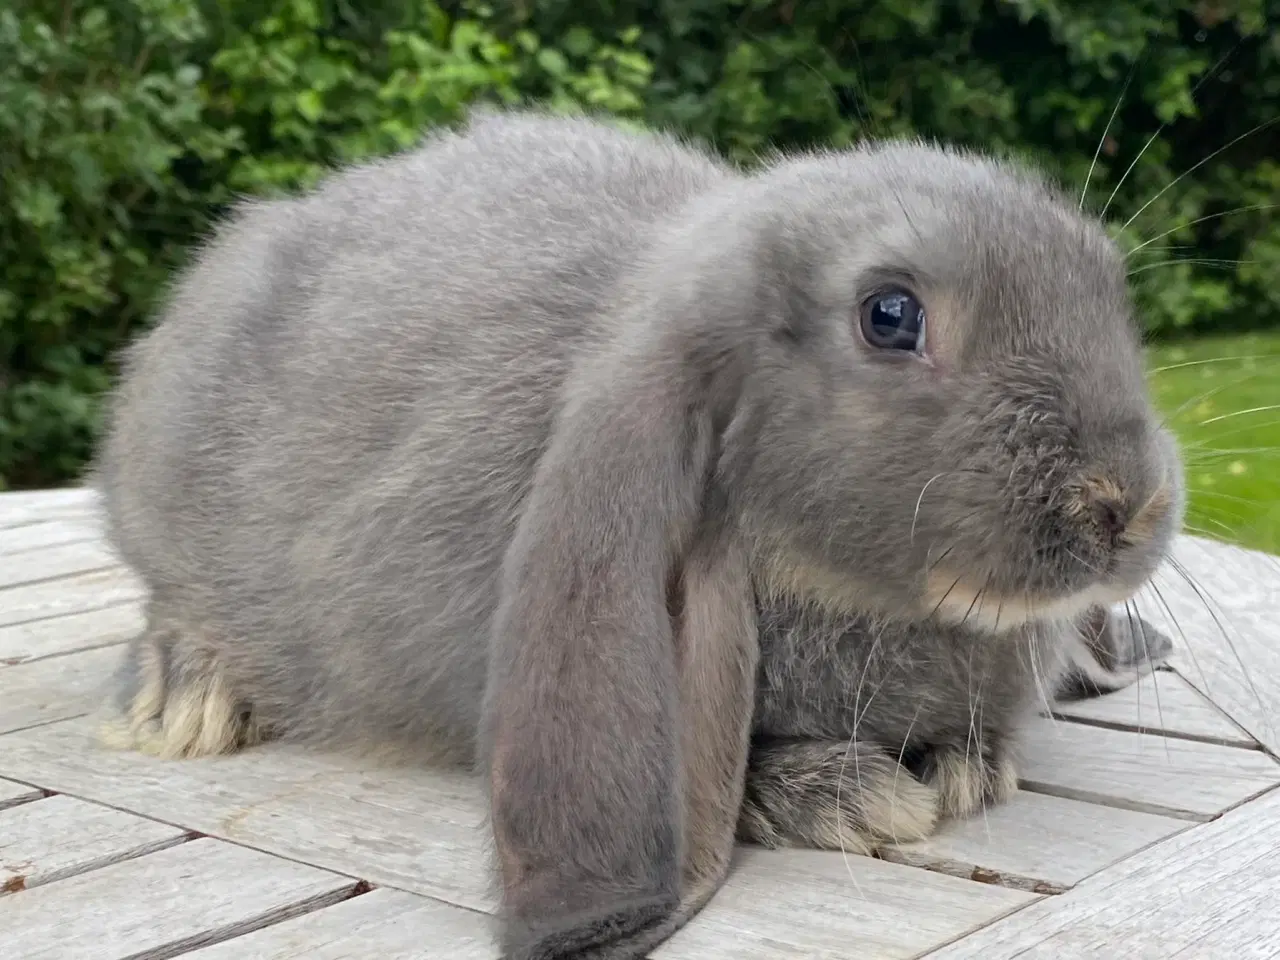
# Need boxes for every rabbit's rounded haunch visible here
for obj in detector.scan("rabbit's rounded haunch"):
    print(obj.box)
[93,109,1183,960]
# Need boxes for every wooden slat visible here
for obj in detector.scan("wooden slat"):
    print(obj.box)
[0,717,492,912]
[3,837,358,960]
[0,645,119,735]
[1137,535,1280,755]
[0,604,143,666]
[1,520,102,557]
[0,777,43,810]
[1017,717,1280,821]
[0,716,1035,960]
[652,846,1036,960]
[1052,671,1257,747]
[922,784,1280,959]
[0,489,99,528]
[882,790,1189,893]
[0,541,123,590]
[184,889,497,960]
[0,794,187,893]
[0,568,143,628]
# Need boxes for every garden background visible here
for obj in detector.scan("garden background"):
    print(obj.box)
[2,0,1278,553]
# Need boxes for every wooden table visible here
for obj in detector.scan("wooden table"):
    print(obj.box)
[2,487,1278,959]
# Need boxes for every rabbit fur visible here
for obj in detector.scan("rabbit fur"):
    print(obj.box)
[93,109,1184,959]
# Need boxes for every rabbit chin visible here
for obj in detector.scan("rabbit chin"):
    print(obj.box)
[920,570,1143,633]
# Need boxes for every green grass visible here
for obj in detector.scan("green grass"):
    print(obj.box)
[1147,329,1280,556]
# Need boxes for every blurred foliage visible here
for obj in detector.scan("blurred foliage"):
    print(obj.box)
[1,0,1277,489]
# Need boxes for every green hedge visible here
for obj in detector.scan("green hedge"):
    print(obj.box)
[2,0,1277,489]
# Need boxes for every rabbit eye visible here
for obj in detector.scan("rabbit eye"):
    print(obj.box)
[860,289,926,353]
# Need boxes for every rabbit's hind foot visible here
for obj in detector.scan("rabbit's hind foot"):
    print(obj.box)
[96,619,260,760]
[737,738,939,854]
[913,744,1020,820]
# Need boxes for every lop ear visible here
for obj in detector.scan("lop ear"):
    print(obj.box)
[669,524,760,923]
[482,318,757,959]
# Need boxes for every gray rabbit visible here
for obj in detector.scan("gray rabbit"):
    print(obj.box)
[92,109,1183,959]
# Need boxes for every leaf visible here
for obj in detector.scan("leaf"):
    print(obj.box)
[295,88,323,121]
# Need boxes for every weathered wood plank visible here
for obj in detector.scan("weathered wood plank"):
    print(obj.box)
[0,777,43,810]
[1052,670,1257,747]
[653,847,1036,960]
[3,837,358,960]
[922,784,1280,959]
[1137,535,1280,755]
[0,717,1035,959]
[0,489,99,529]
[0,541,123,591]
[0,794,187,893]
[1017,717,1280,820]
[0,568,143,628]
[184,889,497,960]
[1,520,102,557]
[881,790,1189,893]
[0,716,492,911]
[0,646,118,734]
[0,604,143,666]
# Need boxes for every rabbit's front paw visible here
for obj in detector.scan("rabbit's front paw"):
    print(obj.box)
[738,738,939,854]
[913,744,1019,820]
[96,617,261,760]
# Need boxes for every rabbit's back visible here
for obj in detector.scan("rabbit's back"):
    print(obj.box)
[96,112,732,752]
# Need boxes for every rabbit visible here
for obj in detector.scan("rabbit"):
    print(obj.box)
[739,598,1174,852]
[91,107,1184,959]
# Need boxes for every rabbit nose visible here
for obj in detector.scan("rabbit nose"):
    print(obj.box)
[1073,473,1131,548]
[1091,497,1128,546]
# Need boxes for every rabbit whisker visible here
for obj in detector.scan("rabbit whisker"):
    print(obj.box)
[1140,579,1206,691]
[926,575,966,622]
[1162,376,1258,425]
[835,726,870,899]
[958,575,993,628]
[1100,40,1241,221]
[911,473,949,545]
[1129,202,1280,258]
[1148,354,1278,375]
[1128,257,1254,277]
[1167,556,1269,732]
[1198,404,1280,426]
[1124,598,1173,762]
[1080,61,1138,211]
[976,692,994,843]
[1025,608,1056,721]
[1122,115,1280,231]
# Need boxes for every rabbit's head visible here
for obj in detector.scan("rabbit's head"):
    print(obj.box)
[609,141,1183,633]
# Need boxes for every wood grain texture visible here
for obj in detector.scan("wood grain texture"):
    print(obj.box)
[0,541,123,590]
[184,889,498,960]
[0,794,187,893]
[652,846,1037,960]
[0,645,119,734]
[0,717,1035,960]
[1053,670,1258,747]
[0,489,99,529]
[1,520,102,557]
[1017,717,1280,820]
[922,784,1280,959]
[1136,535,1280,755]
[0,716,493,911]
[0,776,43,810]
[0,603,143,665]
[0,567,143,628]
[881,790,1189,893]
[3,837,358,960]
